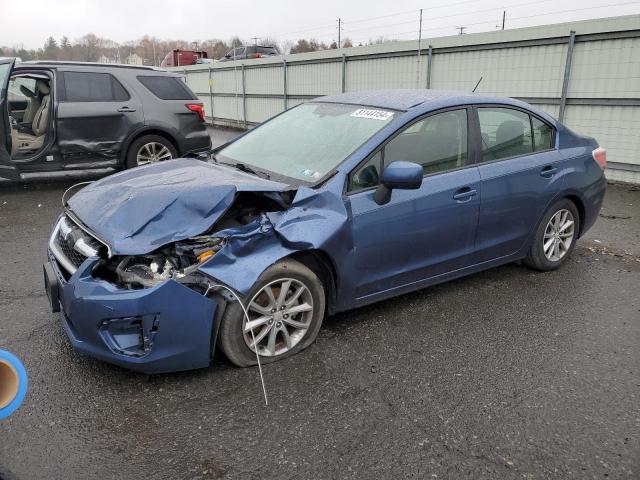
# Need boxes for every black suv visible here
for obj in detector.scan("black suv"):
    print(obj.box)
[0,59,211,180]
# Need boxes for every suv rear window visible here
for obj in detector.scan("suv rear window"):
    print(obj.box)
[61,72,129,102]
[137,76,197,100]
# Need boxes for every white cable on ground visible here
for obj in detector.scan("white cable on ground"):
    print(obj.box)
[205,283,268,405]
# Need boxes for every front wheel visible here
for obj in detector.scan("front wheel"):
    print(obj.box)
[125,135,177,169]
[524,198,580,271]
[218,259,326,367]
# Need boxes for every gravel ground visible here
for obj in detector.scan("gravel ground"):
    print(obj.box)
[0,145,638,479]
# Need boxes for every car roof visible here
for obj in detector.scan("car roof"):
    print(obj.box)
[316,89,524,111]
[17,60,165,72]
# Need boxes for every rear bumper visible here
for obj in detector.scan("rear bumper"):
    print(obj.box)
[47,257,217,374]
[179,127,212,156]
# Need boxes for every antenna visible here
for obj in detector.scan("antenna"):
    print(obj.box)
[472,76,483,93]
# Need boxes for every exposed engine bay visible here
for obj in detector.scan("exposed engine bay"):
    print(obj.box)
[91,191,294,289]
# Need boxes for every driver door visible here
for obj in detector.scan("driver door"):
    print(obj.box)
[346,108,481,301]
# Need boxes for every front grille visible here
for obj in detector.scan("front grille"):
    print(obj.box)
[56,230,88,269]
[49,215,107,275]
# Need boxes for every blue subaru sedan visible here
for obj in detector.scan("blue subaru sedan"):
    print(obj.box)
[43,90,606,373]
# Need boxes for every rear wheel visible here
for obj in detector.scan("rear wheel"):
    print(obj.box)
[524,198,580,271]
[219,259,325,367]
[125,135,177,169]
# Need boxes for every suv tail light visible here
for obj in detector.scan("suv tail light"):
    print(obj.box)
[252,53,262,59]
[592,147,607,169]
[186,103,205,122]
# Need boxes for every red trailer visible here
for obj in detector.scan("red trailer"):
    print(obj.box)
[160,49,208,67]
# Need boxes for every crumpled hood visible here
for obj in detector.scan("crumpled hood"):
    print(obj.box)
[67,158,287,254]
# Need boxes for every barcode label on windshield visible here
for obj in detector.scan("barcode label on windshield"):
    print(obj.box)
[350,109,394,121]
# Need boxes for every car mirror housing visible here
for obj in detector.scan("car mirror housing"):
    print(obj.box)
[374,161,423,205]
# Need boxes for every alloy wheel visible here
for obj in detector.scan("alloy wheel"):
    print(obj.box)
[543,209,575,262]
[136,142,173,166]
[243,278,314,357]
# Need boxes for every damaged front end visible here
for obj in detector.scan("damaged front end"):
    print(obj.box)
[46,159,350,373]
[90,190,294,291]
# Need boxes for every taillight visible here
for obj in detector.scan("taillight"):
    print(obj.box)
[592,147,607,169]
[252,53,262,58]
[186,103,205,122]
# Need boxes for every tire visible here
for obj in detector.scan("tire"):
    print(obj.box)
[523,198,580,271]
[219,259,326,367]
[125,135,177,169]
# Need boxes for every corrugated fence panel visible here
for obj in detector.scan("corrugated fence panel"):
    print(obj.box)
[569,38,640,98]
[212,69,244,95]
[246,97,284,124]
[245,65,284,95]
[431,44,567,97]
[287,61,342,96]
[347,55,425,91]
[212,95,244,121]
[564,105,640,166]
[183,69,209,95]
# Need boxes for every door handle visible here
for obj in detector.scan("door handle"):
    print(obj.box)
[540,165,557,178]
[117,107,136,113]
[453,187,477,202]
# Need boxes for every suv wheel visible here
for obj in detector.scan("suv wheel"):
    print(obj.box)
[126,135,177,168]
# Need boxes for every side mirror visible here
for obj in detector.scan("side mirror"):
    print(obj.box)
[374,161,423,205]
[224,54,231,59]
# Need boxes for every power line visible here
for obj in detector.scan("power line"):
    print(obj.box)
[344,0,553,36]
[349,0,640,43]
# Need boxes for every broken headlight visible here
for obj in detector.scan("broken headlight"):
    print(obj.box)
[96,236,225,289]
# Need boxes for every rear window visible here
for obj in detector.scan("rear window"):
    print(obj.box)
[137,75,196,100]
[61,72,129,102]
[258,46,277,55]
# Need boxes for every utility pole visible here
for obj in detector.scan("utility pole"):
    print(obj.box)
[251,37,260,46]
[502,10,506,30]
[337,18,342,48]
[457,26,467,35]
[417,9,423,88]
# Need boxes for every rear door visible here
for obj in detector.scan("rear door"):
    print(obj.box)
[56,69,144,168]
[474,105,562,262]
[0,58,19,180]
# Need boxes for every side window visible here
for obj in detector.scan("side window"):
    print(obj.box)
[478,107,533,161]
[384,109,469,175]
[349,151,381,193]
[236,47,246,57]
[532,116,554,151]
[62,72,129,102]
[137,75,197,100]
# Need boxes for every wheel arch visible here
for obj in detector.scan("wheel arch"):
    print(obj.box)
[563,193,586,237]
[285,249,338,316]
[121,128,180,166]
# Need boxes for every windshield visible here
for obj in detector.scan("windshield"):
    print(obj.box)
[217,102,398,183]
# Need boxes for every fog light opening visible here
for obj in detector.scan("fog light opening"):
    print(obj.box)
[0,360,19,409]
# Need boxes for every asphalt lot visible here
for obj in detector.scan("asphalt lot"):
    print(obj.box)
[0,142,638,479]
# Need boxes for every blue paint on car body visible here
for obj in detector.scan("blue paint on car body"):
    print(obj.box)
[45,90,606,373]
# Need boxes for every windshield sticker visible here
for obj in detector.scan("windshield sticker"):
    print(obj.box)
[350,108,394,121]
[301,169,322,179]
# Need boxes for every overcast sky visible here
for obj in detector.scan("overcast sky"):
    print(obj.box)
[2,0,640,49]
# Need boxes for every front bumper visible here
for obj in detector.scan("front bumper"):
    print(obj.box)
[45,256,218,374]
